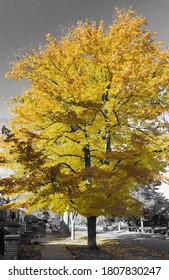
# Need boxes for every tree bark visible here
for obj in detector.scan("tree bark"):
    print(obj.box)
[140,217,144,234]
[106,130,111,153]
[83,146,98,249]
[70,212,77,240]
[118,221,121,231]
[60,212,70,234]
[87,216,98,249]
[83,147,91,167]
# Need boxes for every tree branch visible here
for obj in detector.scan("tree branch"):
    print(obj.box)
[112,109,121,125]
[59,162,76,173]
[65,135,80,144]
[55,152,83,159]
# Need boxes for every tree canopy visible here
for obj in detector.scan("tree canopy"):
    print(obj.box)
[0,9,169,219]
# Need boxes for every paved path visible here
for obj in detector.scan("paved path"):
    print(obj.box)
[41,241,73,260]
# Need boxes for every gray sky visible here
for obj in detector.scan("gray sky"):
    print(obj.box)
[1,0,169,117]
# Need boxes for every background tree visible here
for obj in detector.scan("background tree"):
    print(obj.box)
[0,9,169,248]
[133,185,169,227]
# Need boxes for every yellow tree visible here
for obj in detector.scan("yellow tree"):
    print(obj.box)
[0,9,169,248]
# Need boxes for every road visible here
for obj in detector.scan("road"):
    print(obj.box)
[76,229,169,253]
[101,232,169,253]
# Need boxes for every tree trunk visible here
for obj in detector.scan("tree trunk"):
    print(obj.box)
[70,212,77,240]
[60,212,70,234]
[140,217,144,234]
[87,216,98,249]
[63,212,69,225]
[71,220,75,240]
[106,130,111,153]
[83,147,91,167]
[83,146,98,249]
[118,221,121,231]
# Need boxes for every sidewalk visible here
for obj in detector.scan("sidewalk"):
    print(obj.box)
[41,241,74,260]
